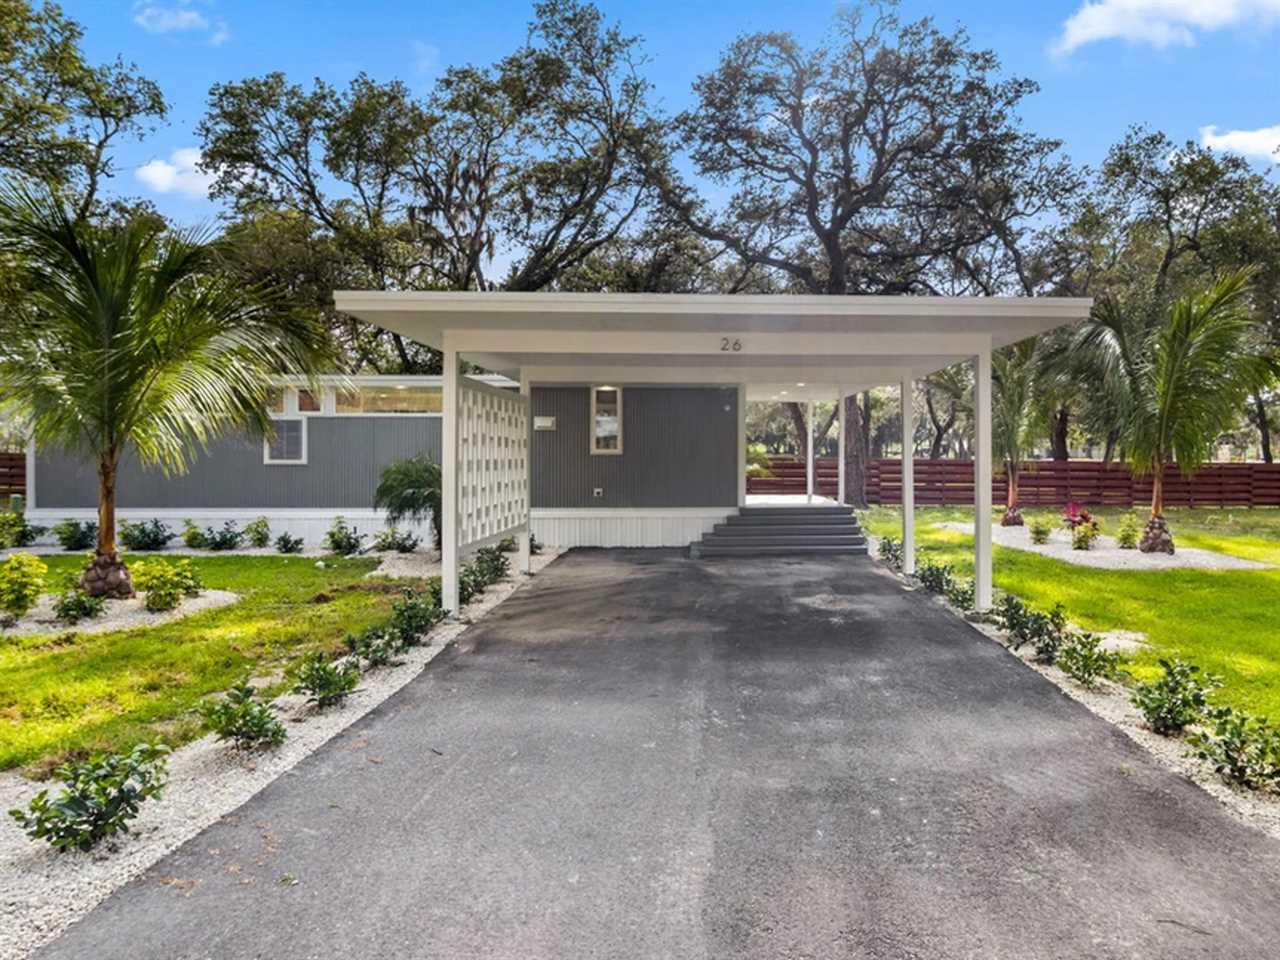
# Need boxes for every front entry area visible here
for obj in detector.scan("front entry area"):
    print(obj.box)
[39,551,1280,960]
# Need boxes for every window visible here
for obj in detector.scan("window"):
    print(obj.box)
[297,389,321,412]
[590,386,622,455]
[264,418,306,464]
[335,385,442,414]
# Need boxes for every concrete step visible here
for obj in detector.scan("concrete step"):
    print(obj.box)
[699,535,866,548]
[695,543,869,557]
[725,514,860,527]
[714,522,861,537]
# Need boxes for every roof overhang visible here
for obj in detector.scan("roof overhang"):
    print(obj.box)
[333,291,1092,392]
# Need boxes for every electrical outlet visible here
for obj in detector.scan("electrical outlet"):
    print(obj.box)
[592,487,604,498]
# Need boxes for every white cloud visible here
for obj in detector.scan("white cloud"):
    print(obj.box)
[1200,123,1280,162]
[135,148,216,199]
[1051,0,1280,56]
[133,2,229,45]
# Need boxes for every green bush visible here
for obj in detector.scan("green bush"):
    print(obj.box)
[1115,514,1140,550]
[243,516,272,549]
[1188,708,1280,790]
[324,516,365,555]
[200,682,286,750]
[877,535,904,569]
[203,521,244,551]
[1057,633,1121,688]
[944,578,975,611]
[181,519,208,549]
[1071,522,1100,551]
[473,545,510,584]
[130,558,203,612]
[344,626,402,667]
[389,588,445,646]
[1130,659,1223,735]
[372,527,421,553]
[7,743,170,851]
[53,588,106,625]
[51,518,97,551]
[292,652,360,708]
[993,594,1069,664]
[1028,516,1053,545]
[275,531,304,554]
[915,559,954,595]
[0,552,48,619]
[119,519,174,551]
[0,511,46,548]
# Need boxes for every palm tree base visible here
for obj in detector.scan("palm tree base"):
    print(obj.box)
[81,552,135,598]
[1138,516,1175,555]
[1000,507,1024,527]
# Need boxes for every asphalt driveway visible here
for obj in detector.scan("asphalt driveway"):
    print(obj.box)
[38,549,1280,959]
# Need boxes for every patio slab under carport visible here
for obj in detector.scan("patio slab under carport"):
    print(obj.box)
[35,549,1280,960]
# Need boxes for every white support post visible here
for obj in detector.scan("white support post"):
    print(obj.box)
[974,347,994,610]
[836,390,846,506]
[900,377,915,576]
[737,384,747,507]
[806,398,815,504]
[517,368,533,575]
[441,339,460,614]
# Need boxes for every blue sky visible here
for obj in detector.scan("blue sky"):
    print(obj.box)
[69,0,1280,225]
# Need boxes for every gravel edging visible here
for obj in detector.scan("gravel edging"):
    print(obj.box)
[1,590,240,638]
[0,549,562,960]
[866,556,1280,843]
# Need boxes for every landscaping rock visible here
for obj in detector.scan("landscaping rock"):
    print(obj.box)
[1138,516,1175,555]
[1000,506,1024,526]
[80,552,134,599]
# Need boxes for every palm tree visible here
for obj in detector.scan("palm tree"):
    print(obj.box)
[991,339,1040,526]
[1080,271,1274,552]
[0,185,333,595]
[374,455,443,549]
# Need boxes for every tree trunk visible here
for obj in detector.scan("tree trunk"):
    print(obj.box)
[81,451,134,598]
[1001,463,1024,525]
[1101,429,1120,465]
[925,389,956,459]
[1139,464,1175,554]
[1150,467,1164,519]
[1255,394,1273,464]
[1050,406,1070,460]
[842,394,868,508]
[785,402,809,461]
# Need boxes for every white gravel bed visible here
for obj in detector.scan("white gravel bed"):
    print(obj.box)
[0,548,562,960]
[876,562,1280,844]
[1,591,240,638]
[364,549,441,580]
[936,521,1269,570]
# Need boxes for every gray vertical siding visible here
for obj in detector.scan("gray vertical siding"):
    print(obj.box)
[531,386,737,508]
[35,418,442,510]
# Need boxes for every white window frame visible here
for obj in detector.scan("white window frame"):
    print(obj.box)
[590,385,623,456]
[264,389,308,465]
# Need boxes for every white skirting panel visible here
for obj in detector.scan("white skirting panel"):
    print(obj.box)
[25,508,433,548]
[530,508,734,548]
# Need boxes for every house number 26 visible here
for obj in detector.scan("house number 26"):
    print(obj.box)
[720,338,743,352]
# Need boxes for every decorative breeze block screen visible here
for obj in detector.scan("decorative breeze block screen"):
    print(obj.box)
[457,379,529,549]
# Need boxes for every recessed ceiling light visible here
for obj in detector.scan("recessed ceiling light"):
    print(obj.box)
[780,390,788,395]
[796,382,806,387]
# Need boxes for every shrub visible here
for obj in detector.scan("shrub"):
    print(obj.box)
[118,519,174,551]
[1057,633,1121,688]
[1130,659,1223,735]
[1115,514,1140,550]
[877,535,904,569]
[473,545,510,584]
[993,594,1069,663]
[1188,708,1280,790]
[51,518,97,551]
[530,531,542,555]
[243,516,272,549]
[0,511,46,548]
[459,563,487,605]
[0,552,48,619]
[1061,501,1098,531]
[915,559,954,595]
[203,521,244,551]
[498,535,517,553]
[181,519,208,549]
[389,588,445,646]
[292,652,360,708]
[1028,516,1053,545]
[374,455,442,549]
[130,558,203,612]
[53,588,105,625]
[944,578,975,611]
[372,527,421,553]
[1071,522,1100,551]
[344,626,402,667]
[324,516,365,555]
[7,743,170,851]
[275,531,304,554]
[200,682,286,750]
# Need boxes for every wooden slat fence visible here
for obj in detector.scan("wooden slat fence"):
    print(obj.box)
[749,456,1280,508]
[0,452,24,501]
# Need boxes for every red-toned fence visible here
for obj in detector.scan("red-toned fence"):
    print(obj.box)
[748,456,1280,508]
[0,452,24,500]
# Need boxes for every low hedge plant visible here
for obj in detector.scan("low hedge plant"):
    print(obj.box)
[0,552,48,620]
[201,682,286,750]
[1188,708,1280,791]
[1130,659,1222,735]
[119,519,175,551]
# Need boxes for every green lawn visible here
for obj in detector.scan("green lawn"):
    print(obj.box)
[862,505,1280,718]
[0,554,430,776]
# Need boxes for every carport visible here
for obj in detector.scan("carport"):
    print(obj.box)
[334,292,1092,612]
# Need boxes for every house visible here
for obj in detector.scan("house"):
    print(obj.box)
[332,291,1093,613]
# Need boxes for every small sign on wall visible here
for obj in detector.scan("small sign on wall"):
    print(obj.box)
[533,416,557,431]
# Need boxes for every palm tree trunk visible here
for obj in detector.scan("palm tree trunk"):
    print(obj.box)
[1001,463,1024,525]
[1150,467,1164,518]
[1139,463,1175,554]
[80,450,134,598]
